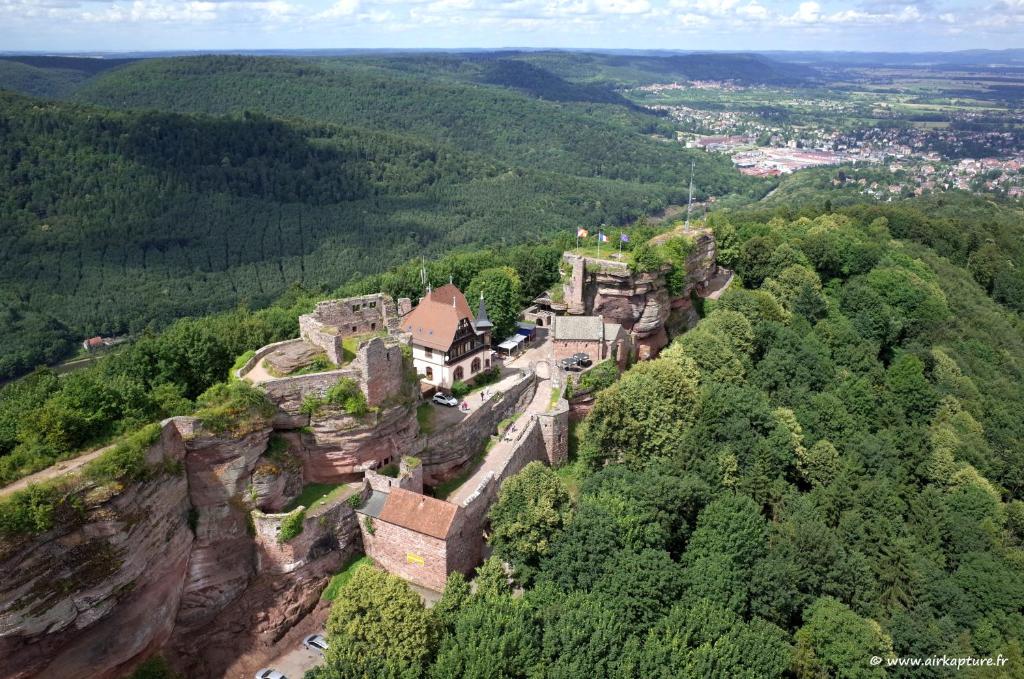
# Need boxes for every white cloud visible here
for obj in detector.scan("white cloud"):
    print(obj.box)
[593,0,651,14]
[735,1,767,20]
[675,10,710,25]
[318,0,359,19]
[791,1,821,23]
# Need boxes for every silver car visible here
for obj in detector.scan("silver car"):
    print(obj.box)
[432,392,458,407]
[303,633,329,653]
[255,670,287,679]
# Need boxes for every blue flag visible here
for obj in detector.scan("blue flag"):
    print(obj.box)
[620,233,630,243]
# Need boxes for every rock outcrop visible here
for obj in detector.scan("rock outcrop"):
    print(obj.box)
[0,423,193,679]
[301,404,419,481]
[562,227,720,359]
[174,422,273,631]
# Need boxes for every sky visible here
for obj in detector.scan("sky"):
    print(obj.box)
[1,0,1022,53]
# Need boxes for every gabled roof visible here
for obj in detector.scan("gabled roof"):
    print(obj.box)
[401,283,474,351]
[552,315,605,342]
[378,488,459,540]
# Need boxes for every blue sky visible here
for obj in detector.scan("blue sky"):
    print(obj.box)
[1,0,1021,53]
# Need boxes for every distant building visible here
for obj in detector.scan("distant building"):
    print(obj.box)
[401,283,492,389]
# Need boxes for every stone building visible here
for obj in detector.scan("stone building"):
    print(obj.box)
[401,283,493,389]
[299,293,407,365]
[550,315,630,369]
[357,488,475,592]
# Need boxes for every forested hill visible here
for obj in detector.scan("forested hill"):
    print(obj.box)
[66,55,747,187]
[0,56,136,99]
[0,54,768,379]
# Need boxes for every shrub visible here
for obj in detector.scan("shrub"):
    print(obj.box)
[325,379,368,416]
[278,507,306,543]
[321,555,373,601]
[229,350,255,380]
[0,481,82,537]
[346,494,364,510]
[85,423,163,483]
[378,463,400,478]
[450,381,471,399]
[576,360,620,395]
[630,243,663,273]
[194,381,274,435]
[129,655,181,679]
[473,366,502,388]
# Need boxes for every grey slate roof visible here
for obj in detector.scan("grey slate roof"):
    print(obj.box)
[552,316,605,341]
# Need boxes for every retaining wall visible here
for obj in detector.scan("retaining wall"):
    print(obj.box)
[236,338,307,380]
[411,371,537,483]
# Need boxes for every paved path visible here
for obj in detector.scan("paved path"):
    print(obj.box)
[242,357,276,385]
[446,374,552,506]
[0,443,114,500]
[703,270,734,300]
[430,364,527,429]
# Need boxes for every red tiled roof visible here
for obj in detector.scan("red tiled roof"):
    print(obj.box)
[378,488,458,540]
[401,283,474,352]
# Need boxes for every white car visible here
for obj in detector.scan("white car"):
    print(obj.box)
[255,670,287,679]
[432,392,458,407]
[303,633,328,653]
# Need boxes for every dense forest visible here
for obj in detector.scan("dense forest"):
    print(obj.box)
[307,201,1024,679]
[1,175,1023,674]
[0,55,766,379]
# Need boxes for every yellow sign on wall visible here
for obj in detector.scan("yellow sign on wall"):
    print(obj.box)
[406,553,425,565]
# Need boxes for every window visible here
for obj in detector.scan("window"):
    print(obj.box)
[351,326,357,333]
[369,301,377,309]
[425,347,432,358]
[371,322,376,331]
[426,367,433,380]
[352,304,361,312]
[453,366,464,381]
[471,357,481,374]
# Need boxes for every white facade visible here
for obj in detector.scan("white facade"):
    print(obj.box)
[412,344,492,389]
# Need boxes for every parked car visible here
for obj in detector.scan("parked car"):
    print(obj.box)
[255,670,287,679]
[572,352,593,368]
[303,633,328,653]
[558,357,582,372]
[432,392,459,407]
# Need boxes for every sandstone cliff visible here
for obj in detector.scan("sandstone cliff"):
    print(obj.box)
[0,423,193,679]
[562,227,719,358]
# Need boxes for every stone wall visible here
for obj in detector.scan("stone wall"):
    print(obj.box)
[411,371,538,483]
[236,338,307,380]
[252,496,361,575]
[357,338,406,408]
[538,399,570,466]
[365,457,423,495]
[359,514,450,592]
[262,368,363,416]
[260,337,407,415]
[457,417,549,562]
[299,294,396,365]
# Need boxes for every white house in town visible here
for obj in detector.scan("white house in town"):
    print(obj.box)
[401,283,493,389]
